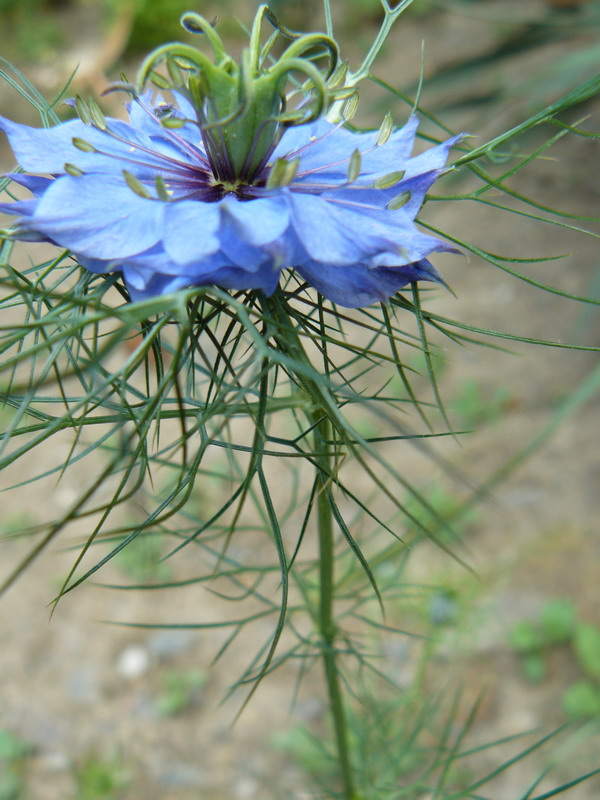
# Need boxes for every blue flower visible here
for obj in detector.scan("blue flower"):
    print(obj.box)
[0,95,460,307]
[0,9,462,308]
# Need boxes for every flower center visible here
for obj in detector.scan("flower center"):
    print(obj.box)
[208,175,263,202]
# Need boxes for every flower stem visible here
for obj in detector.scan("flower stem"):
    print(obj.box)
[264,291,356,798]
[313,411,357,800]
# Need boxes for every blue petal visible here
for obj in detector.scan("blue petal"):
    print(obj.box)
[126,90,166,136]
[290,192,447,266]
[293,260,386,307]
[276,117,420,178]
[119,243,233,282]
[0,198,38,217]
[194,264,280,294]
[360,116,420,173]
[0,115,159,175]
[218,218,271,270]
[78,241,279,301]
[124,266,279,302]
[323,170,444,216]
[222,194,290,246]
[296,258,444,308]
[3,173,53,195]
[119,246,280,300]
[125,270,197,301]
[76,254,118,275]
[405,133,463,177]
[162,200,221,265]
[275,119,377,172]
[171,91,197,121]
[126,91,207,160]
[289,193,368,264]
[318,116,420,176]
[30,175,164,258]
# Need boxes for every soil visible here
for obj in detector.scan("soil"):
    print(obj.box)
[0,2,599,799]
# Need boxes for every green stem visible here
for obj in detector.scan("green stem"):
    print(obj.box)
[264,290,356,798]
[313,411,356,800]
[326,0,418,122]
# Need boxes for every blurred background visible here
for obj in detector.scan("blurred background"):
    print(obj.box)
[0,1,599,799]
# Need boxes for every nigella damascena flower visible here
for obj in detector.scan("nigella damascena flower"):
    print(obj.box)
[0,8,462,308]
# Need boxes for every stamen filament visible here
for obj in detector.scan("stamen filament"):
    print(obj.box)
[133,96,212,168]
[97,124,210,176]
[85,145,208,182]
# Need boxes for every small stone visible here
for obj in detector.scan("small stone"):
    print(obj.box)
[41,751,70,772]
[235,777,259,800]
[116,644,150,679]
[55,486,79,508]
